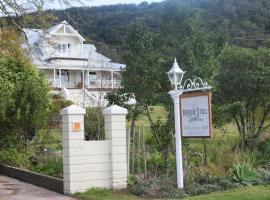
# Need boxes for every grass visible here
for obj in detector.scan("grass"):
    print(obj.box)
[73,186,270,200]
[185,185,270,200]
[73,188,142,200]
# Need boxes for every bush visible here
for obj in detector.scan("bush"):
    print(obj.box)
[186,176,240,196]
[186,183,222,196]
[229,163,258,186]
[0,147,31,168]
[257,168,270,184]
[85,107,104,140]
[29,157,63,178]
[0,56,51,147]
[130,175,186,198]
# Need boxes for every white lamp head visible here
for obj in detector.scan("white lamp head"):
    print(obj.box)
[167,58,185,90]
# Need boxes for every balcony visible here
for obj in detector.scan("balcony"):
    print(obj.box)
[49,78,121,90]
[87,80,122,89]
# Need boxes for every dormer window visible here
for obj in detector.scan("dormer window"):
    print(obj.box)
[57,43,71,54]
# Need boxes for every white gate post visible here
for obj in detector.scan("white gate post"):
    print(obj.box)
[103,105,128,189]
[60,105,86,194]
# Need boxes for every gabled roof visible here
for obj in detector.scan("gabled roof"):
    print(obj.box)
[47,21,85,42]
[23,28,44,45]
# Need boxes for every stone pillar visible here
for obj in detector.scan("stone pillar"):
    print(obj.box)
[103,105,128,189]
[60,105,86,194]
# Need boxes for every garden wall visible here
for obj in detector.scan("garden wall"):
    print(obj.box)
[61,105,128,194]
[0,164,63,193]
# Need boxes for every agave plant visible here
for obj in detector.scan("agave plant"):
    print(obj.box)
[229,163,258,186]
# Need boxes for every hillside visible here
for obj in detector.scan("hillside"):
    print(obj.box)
[45,0,270,62]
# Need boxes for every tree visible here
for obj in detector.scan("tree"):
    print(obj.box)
[0,56,51,149]
[215,45,270,150]
[0,0,85,30]
[119,22,175,173]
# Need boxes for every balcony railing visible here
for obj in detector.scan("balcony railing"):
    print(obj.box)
[87,80,122,89]
[49,78,121,89]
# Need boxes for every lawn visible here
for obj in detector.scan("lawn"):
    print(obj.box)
[73,186,270,200]
[186,185,270,200]
[73,188,142,200]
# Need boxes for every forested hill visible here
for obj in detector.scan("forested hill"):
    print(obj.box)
[48,0,270,61]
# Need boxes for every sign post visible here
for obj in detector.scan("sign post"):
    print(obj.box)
[167,59,212,189]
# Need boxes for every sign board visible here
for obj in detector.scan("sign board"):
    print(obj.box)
[180,91,212,138]
[72,122,81,131]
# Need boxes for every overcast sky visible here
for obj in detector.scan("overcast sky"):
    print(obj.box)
[45,0,164,9]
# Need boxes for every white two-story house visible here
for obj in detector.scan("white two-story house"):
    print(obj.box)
[22,21,126,107]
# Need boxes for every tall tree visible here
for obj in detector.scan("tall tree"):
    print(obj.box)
[215,45,270,150]
[0,30,51,149]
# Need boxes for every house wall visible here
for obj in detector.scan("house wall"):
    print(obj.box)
[61,105,128,194]
[40,35,86,60]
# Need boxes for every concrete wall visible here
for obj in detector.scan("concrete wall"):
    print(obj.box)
[61,105,128,194]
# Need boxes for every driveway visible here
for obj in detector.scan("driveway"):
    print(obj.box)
[0,174,76,200]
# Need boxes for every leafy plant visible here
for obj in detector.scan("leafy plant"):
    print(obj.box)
[0,147,32,168]
[130,175,186,198]
[29,157,63,178]
[127,175,137,186]
[84,107,105,140]
[229,163,258,186]
[257,168,270,184]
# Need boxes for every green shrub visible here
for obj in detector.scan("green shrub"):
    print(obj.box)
[29,156,63,178]
[130,175,186,198]
[257,168,270,184]
[186,183,222,195]
[0,147,31,168]
[127,175,137,186]
[229,163,258,186]
[85,107,104,140]
[185,177,240,196]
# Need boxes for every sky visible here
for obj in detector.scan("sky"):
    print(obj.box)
[45,0,164,9]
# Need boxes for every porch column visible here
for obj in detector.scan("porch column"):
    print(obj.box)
[87,69,90,88]
[111,70,114,89]
[82,69,85,90]
[59,68,62,88]
[53,68,56,88]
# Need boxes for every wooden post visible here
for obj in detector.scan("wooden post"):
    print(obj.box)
[203,138,208,166]
[142,125,147,178]
[131,125,135,174]
[127,128,130,176]
[138,126,141,174]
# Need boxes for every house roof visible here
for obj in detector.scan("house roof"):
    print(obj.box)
[48,21,85,42]
[23,28,44,45]
[22,21,126,71]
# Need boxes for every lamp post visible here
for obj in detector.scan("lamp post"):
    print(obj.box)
[167,58,185,189]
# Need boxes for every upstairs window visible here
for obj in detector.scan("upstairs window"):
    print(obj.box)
[56,43,71,54]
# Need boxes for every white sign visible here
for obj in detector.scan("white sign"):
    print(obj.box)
[180,92,212,137]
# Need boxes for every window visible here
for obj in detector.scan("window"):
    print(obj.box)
[89,72,97,80]
[62,44,67,54]
[57,70,69,82]
[56,44,70,54]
